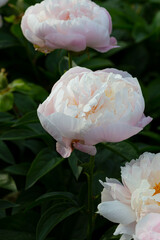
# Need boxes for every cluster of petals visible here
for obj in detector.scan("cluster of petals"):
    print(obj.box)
[98,152,160,240]
[21,0,117,53]
[37,67,151,158]
[134,213,160,240]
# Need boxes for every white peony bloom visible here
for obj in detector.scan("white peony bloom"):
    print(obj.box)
[98,152,160,240]
[21,0,117,53]
[37,67,151,158]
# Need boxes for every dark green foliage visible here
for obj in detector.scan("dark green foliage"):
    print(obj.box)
[0,0,159,240]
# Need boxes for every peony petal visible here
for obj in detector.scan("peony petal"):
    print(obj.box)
[37,111,89,142]
[100,187,114,202]
[137,114,152,128]
[84,122,143,145]
[135,213,160,240]
[73,142,97,156]
[98,200,136,224]
[56,141,72,158]
[106,182,131,205]
[94,37,118,53]
[114,222,136,236]
[120,234,133,240]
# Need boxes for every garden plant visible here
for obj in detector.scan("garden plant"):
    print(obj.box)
[0,0,160,240]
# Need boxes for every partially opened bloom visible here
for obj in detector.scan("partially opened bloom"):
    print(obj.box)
[37,67,151,158]
[21,0,117,53]
[134,213,160,240]
[98,152,160,240]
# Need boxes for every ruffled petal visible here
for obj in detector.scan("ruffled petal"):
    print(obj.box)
[98,200,136,224]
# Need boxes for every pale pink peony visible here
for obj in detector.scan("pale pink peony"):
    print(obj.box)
[37,67,152,158]
[21,0,117,53]
[98,152,160,240]
[134,213,160,240]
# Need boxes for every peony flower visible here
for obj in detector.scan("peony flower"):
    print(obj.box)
[21,0,117,53]
[0,0,8,7]
[98,152,160,240]
[134,213,160,240]
[37,67,152,158]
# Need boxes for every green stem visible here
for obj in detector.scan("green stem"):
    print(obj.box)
[68,51,72,69]
[86,155,95,240]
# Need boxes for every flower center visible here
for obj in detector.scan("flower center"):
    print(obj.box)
[153,182,160,196]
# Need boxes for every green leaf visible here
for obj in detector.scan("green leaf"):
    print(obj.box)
[0,112,14,123]
[151,11,160,29]
[0,173,17,191]
[0,230,35,240]
[36,202,81,240]
[68,152,83,180]
[0,200,18,209]
[26,148,64,189]
[100,226,118,240]
[132,22,151,43]
[26,192,77,211]
[82,58,113,70]
[0,140,15,164]
[0,31,19,49]
[0,92,14,112]
[103,141,139,161]
[10,80,48,102]
[0,128,42,140]
[4,15,16,23]
[9,79,31,92]
[13,111,38,127]
[10,24,24,41]
[5,163,30,176]
[14,93,37,114]
[59,56,76,75]
[140,131,160,143]
[36,192,76,203]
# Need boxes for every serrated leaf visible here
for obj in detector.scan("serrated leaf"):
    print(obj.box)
[0,140,15,164]
[36,202,81,240]
[26,148,64,189]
